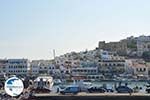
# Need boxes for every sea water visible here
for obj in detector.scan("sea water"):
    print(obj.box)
[52,81,148,93]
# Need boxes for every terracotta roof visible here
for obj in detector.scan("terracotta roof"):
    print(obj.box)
[132,63,146,68]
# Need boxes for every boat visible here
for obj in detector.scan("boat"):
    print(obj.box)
[133,86,141,93]
[33,76,54,93]
[146,87,150,93]
[145,83,150,93]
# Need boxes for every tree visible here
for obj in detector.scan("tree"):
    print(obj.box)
[142,51,150,62]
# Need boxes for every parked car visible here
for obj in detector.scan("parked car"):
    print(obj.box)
[145,83,150,93]
[116,86,133,93]
[60,85,80,95]
[88,86,106,93]
[105,88,114,93]
[146,87,150,93]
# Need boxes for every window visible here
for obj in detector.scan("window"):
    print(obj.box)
[140,68,142,71]
[92,76,95,79]
[122,64,125,66]
[96,76,99,79]
[66,87,70,90]
[143,68,146,71]
[117,64,121,66]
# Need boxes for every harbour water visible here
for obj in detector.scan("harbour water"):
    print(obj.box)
[92,81,147,93]
[52,80,148,93]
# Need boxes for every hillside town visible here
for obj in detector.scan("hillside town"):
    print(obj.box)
[2,0,150,99]
[0,35,150,81]
[1,35,150,99]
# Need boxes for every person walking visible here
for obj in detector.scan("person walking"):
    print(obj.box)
[56,87,59,93]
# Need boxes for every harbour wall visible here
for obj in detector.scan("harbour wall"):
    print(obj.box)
[37,95,150,100]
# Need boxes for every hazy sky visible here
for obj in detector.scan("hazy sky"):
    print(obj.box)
[0,0,150,60]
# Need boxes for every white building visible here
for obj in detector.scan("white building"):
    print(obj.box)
[48,64,56,75]
[38,60,51,75]
[6,59,30,75]
[71,61,100,80]
[72,66,98,75]
[30,60,40,75]
[137,35,150,56]
[72,65,103,80]
[132,62,148,79]
[0,59,7,74]
[125,59,134,74]
[99,59,126,75]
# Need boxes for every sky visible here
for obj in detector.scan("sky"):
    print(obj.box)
[0,0,150,60]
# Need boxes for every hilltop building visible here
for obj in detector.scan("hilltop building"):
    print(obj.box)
[99,35,150,57]
[98,40,128,56]
[137,35,150,56]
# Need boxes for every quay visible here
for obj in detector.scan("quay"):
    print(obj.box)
[36,93,150,100]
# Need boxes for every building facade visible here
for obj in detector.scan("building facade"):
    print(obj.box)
[132,62,148,79]
[0,59,8,74]
[99,59,126,77]
[30,60,40,75]
[137,35,150,56]
[98,41,128,55]
[6,59,30,75]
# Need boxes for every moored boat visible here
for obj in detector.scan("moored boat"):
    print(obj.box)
[33,75,54,93]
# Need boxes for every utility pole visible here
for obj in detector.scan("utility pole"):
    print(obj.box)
[53,49,56,59]
[53,49,57,79]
